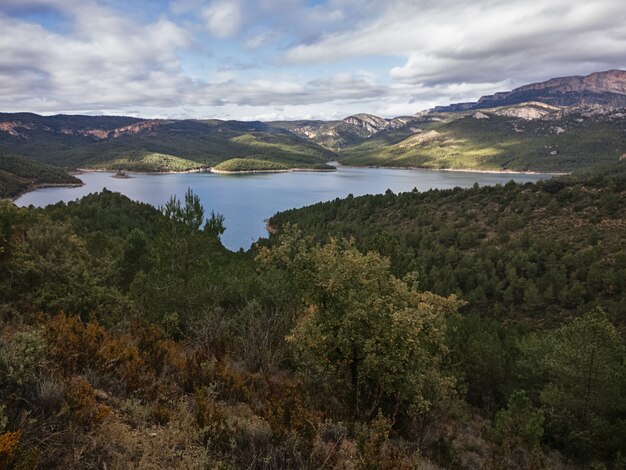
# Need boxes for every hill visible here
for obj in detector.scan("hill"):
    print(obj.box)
[269,113,418,151]
[1,166,624,468]
[269,160,626,328]
[0,113,336,172]
[0,153,82,198]
[338,103,626,172]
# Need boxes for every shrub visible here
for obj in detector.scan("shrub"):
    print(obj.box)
[0,431,20,468]
[0,328,45,390]
[64,377,110,427]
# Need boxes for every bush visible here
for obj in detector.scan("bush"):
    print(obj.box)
[0,328,45,390]
[0,431,20,468]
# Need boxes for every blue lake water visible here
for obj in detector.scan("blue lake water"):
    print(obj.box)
[15,166,552,251]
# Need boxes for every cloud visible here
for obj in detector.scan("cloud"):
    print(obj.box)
[0,2,193,112]
[202,0,243,38]
[245,30,280,50]
[282,0,626,87]
[1,0,625,120]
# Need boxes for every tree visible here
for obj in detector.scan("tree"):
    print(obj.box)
[522,309,626,462]
[162,188,225,240]
[117,228,150,291]
[493,390,544,450]
[162,188,205,231]
[258,229,463,422]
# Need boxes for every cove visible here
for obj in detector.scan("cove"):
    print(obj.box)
[15,166,552,251]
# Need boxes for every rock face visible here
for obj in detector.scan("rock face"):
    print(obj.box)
[341,114,415,135]
[434,70,626,112]
[343,114,389,134]
[280,114,419,151]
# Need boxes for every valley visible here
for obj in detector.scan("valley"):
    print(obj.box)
[1,67,626,469]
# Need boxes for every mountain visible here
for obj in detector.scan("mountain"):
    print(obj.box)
[0,113,336,172]
[433,70,626,112]
[3,70,626,175]
[339,104,626,172]
[269,113,417,151]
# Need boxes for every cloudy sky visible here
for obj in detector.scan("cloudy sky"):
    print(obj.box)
[1,0,625,120]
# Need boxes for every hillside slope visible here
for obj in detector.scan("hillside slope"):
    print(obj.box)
[0,114,336,172]
[434,69,626,112]
[339,104,626,172]
[270,161,626,327]
[0,153,82,198]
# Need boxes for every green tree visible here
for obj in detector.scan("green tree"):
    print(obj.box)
[116,228,150,291]
[258,229,462,422]
[162,188,205,231]
[493,390,544,449]
[522,309,626,462]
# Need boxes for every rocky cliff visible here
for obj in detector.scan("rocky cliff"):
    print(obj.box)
[434,70,626,112]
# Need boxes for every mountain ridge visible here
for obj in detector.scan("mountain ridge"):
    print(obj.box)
[433,69,626,112]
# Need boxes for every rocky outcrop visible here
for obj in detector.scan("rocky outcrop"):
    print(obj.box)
[433,70,626,112]
[112,119,163,138]
[492,102,562,120]
[342,114,389,134]
[0,115,163,140]
[0,122,33,137]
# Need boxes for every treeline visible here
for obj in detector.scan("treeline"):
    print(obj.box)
[0,167,625,468]
[270,161,626,329]
[0,116,336,172]
[339,111,626,172]
[0,154,81,198]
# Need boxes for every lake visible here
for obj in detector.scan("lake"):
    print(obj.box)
[15,166,552,251]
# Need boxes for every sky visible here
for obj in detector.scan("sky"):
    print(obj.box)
[0,0,625,121]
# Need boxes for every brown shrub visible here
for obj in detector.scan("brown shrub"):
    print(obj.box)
[0,431,20,468]
[44,313,105,375]
[96,333,154,394]
[64,377,110,427]
[151,404,171,426]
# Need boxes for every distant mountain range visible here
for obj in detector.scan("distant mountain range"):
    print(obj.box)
[1,69,626,197]
[433,70,626,112]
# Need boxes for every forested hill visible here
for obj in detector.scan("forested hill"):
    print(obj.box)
[270,161,626,328]
[0,154,82,198]
[0,166,624,467]
[0,113,336,173]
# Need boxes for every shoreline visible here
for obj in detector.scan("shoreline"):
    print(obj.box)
[335,162,567,176]
[10,163,564,203]
[210,167,336,175]
[76,164,564,177]
[11,182,85,202]
[75,167,210,175]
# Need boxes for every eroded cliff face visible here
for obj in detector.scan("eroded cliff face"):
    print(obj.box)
[435,70,626,112]
[0,117,163,140]
[342,114,389,134]
[508,70,626,96]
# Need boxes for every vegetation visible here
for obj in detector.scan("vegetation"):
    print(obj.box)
[213,158,290,172]
[85,151,205,172]
[0,114,336,173]
[271,161,626,328]
[339,110,626,172]
[0,161,624,468]
[0,153,81,198]
[213,157,335,172]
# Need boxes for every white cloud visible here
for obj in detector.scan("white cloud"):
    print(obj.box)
[282,0,626,87]
[202,0,243,38]
[0,2,193,112]
[245,30,280,50]
[1,0,625,120]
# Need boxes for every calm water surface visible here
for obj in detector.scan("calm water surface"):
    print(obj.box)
[15,166,552,251]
